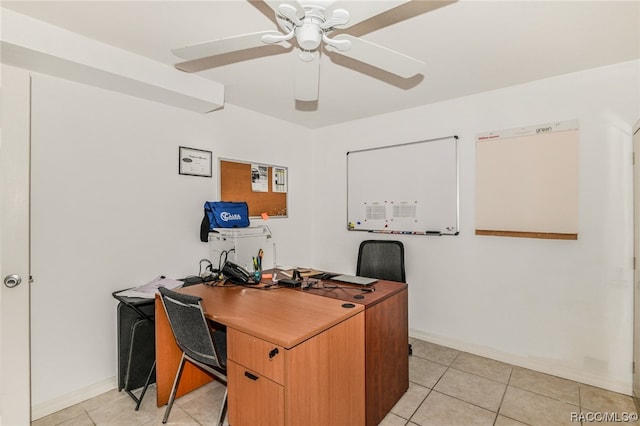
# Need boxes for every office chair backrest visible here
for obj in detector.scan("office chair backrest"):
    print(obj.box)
[158,287,225,369]
[356,240,406,283]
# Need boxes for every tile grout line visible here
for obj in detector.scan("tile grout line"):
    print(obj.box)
[491,367,532,426]
[578,384,583,426]
[505,382,581,408]
[84,407,97,426]
[405,349,460,425]
[431,354,516,423]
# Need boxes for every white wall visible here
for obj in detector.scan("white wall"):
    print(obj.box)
[310,60,640,394]
[29,73,313,416]
[29,58,640,416]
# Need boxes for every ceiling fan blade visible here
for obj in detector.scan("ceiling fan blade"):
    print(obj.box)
[320,8,350,30]
[326,34,424,78]
[327,0,411,28]
[294,51,320,101]
[172,31,285,60]
[263,0,305,20]
[278,4,303,26]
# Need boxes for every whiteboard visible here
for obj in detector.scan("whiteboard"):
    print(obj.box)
[347,136,459,235]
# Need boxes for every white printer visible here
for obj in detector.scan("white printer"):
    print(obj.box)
[208,226,272,273]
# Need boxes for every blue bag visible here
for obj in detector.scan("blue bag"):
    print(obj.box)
[200,201,250,241]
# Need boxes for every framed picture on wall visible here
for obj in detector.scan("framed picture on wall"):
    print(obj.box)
[179,146,212,177]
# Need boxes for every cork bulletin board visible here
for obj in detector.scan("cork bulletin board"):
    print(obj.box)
[219,158,288,217]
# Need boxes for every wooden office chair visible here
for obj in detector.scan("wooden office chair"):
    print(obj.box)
[356,240,406,283]
[158,287,228,425]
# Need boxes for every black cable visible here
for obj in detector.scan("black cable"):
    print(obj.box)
[303,281,375,292]
[218,250,227,272]
[199,259,213,277]
[209,278,283,290]
[217,249,236,271]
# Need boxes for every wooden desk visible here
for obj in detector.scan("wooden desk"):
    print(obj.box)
[155,284,365,426]
[299,280,409,426]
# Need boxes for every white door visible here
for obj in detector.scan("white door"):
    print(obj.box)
[634,119,640,409]
[0,65,32,424]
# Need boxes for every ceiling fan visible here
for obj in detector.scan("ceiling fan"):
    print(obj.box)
[172,0,431,102]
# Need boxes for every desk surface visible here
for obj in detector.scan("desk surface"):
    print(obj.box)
[177,284,364,349]
[298,279,407,307]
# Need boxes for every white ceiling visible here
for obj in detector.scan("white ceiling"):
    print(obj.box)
[3,0,639,129]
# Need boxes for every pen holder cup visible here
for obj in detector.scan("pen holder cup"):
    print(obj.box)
[253,268,262,284]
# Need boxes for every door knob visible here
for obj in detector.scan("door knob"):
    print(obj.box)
[4,274,22,288]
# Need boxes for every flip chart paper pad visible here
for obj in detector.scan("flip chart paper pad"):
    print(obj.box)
[475,121,579,239]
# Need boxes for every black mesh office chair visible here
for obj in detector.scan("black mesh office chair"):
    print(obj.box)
[356,240,412,355]
[158,287,228,426]
[356,240,406,283]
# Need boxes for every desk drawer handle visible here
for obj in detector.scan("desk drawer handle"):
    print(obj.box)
[244,371,259,381]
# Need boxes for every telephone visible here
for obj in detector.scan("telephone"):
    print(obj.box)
[222,261,253,284]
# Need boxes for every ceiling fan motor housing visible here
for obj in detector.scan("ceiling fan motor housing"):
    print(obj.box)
[296,21,322,50]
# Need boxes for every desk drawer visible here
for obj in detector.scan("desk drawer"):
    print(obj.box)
[228,328,284,384]
[228,360,284,426]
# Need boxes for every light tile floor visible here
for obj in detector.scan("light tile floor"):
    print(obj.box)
[33,337,638,426]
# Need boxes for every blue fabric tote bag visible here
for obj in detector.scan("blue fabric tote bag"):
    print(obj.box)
[200,201,250,241]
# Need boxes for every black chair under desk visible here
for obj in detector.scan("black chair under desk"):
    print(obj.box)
[112,291,156,410]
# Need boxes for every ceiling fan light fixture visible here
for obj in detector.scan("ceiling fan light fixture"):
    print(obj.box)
[298,50,315,62]
[296,22,322,50]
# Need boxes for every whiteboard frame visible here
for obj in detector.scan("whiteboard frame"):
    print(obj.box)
[346,135,459,236]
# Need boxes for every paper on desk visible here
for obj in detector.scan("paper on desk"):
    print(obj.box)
[296,268,323,278]
[115,276,183,299]
[276,268,322,278]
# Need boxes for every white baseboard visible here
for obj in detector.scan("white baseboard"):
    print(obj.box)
[409,329,632,396]
[31,376,117,421]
